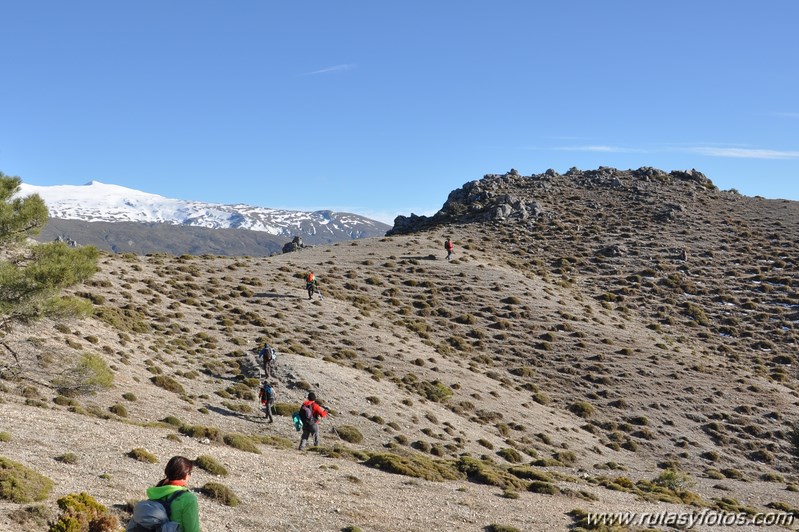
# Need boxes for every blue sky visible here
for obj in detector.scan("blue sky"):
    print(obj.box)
[1,1,797,224]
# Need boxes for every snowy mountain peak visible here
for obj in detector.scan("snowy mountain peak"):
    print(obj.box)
[17,181,389,239]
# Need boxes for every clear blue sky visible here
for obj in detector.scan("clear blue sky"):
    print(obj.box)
[1,1,797,224]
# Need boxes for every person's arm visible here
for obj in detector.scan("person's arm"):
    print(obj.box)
[313,403,328,418]
[175,493,200,532]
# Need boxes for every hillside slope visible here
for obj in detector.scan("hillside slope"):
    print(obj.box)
[0,169,797,531]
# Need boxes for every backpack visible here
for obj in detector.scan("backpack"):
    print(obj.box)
[307,273,315,283]
[267,347,276,361]
[127,489,186,532]
[298,402,315,426]
[260,384,275,402]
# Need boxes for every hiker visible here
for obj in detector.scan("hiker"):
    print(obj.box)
[444,237,454,261]
[258,344,276,378]
[305,271,318,300]
[259,381,276,423]
[298,391,328,450]
[128,456,200,532]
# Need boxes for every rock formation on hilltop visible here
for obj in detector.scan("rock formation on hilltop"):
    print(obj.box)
[388,166,714,234]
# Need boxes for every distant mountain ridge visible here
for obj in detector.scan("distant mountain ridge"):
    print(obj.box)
[18,181,390,255]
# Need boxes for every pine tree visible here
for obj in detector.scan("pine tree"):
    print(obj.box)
[0,172,99,376]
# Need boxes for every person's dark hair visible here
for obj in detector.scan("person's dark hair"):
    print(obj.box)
[157,456,193,485]
[307,391,316,401]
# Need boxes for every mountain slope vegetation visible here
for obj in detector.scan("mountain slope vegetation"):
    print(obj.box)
[0,168,797,531]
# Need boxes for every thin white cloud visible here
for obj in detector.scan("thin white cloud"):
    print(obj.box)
[301,64,356,76]
[532,142,799,160]
[546,145,648,153]
[683,146,799,160]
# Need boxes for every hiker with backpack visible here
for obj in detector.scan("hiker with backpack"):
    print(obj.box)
[259,381,276,423]
[445,237,454,261]
[258,344,276,378]
[127,455,199,532]
[305,271,320,300]
[297,391,328,450]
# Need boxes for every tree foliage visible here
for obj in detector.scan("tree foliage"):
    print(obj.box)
[0,172,99,371]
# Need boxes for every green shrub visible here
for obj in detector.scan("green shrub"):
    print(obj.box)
[53,395,78,407]
[201,482,239,507]
[180,424,223,442]
[8,504,51,529]
[528,481,560,495]
[568,401,595,418]
[195,455,228,476]
[0,432,10,442]
[151,375,186,395]
[109,404,128,417]
[52,353,114,396]
[497,448,523,463]
[55,453,78,465]
[418,380,453,402]
[223,433,261,454]
[486,525,521,532]
[161,416,183,427]
[335,425,363,444]
[789,422,799,462]
[0,457,54,503]
[364,452,462,482]
[273,402,296,416]
[122,392,137,401]
[508,466,551,482]
[127,448,158,464]
[49,491,119,532]
[455,456,525,490]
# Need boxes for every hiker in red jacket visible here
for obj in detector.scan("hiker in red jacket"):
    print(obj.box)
[444,237,454,261]
[298,391,328,450]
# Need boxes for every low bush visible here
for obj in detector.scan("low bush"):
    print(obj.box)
[127,448,157,464]
[364,452,462,482]
[201,482,239,507]
[335,425,363,444]
[49,491,118,532]
[455,456,525,490]
[55,453,78,465]
[151,375,186,395]
[180,424,223,442]
[195,455,228,476]
[569,401,595,418]
[223,433,260,454]
[8,504,51,529]
[273,403,296,416]
[0,457,54,503]
[52,353,114,396]
[109,404,128,417]
[497,448,523,463]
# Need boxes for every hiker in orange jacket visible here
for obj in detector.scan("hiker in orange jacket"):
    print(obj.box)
[298,391,328,450]
[305,271,318,300]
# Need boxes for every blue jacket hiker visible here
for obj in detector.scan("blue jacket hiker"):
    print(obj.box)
[259,381,276,423]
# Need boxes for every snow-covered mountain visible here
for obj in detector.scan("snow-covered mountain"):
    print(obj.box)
[18,181,390,240]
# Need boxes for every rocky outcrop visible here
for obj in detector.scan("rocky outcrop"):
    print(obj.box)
[282,236,305,253]
[387,167,717,235]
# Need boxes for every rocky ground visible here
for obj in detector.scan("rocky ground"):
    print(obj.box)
[0,168,797,531]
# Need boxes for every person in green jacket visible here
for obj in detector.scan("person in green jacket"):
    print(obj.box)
[144,456,201,532]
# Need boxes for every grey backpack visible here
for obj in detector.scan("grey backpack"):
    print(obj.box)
[127,489,186,531]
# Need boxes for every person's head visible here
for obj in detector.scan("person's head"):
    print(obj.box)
[307,391,316,401]
[164,456,193,482]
